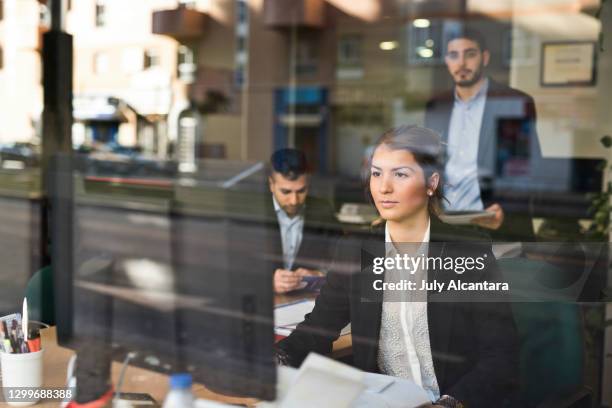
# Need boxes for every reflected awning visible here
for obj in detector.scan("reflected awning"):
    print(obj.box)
[73,95,142,123]
[263,0,325,28]
[152,7,208,41]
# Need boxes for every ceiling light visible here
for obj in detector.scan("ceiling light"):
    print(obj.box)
[379,41,398,51]
[417,47,434,58]
[413,19,431,28]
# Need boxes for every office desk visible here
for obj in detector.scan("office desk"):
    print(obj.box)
[35,327,260,408]
[32,294,352,407]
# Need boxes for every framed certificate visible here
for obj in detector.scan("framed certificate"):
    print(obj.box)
[540,41,597,87]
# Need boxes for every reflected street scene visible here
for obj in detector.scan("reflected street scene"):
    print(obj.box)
[0,0,610,407]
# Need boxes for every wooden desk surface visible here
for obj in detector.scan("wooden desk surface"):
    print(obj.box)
[27,293,351,407]
[33,327,259,408]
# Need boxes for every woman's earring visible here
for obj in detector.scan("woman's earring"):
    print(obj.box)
[427,190,433,196]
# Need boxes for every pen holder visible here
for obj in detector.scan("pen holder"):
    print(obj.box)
[1,349,44,407]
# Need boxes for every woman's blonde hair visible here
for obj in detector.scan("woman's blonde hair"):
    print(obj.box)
[364,125,446,221]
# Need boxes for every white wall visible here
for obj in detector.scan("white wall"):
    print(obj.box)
[0,0,43,143]
[510,0,608,159]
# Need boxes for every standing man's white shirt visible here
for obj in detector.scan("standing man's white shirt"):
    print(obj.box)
[445,77,489,211]
[273,195,304,270]
[377,220,440,402]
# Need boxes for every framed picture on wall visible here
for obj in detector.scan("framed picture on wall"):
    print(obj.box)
[541,41,597,87]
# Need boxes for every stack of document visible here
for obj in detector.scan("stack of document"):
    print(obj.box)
[438,210,494,225]
[336,203,378,225]
[274,300,351,337]
[257,353,431,408]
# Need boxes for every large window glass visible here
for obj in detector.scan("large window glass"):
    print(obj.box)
[0,0,609,406]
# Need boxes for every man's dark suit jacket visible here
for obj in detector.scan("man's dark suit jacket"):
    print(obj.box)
[277,216,519,407]
[424,79,541,241]
[265,196,339,273]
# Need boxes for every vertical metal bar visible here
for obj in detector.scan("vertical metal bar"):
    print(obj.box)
[41,30,73,266]
[288,13,297,148]
[42,0,73,337]
[49,0,65,32]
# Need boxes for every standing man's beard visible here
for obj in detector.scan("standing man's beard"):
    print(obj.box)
[454,62,485,88]
[282,203,303,217]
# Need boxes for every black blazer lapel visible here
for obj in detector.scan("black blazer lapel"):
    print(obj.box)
[478,95,493,170]
[264,198,284,269]
[355,237,385,372]
[427,220,456,390]
[477,79,502,176]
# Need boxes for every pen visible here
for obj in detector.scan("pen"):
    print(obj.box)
[3,320,18,353]
[0,326,12,353]
[20,338,30,353]
[22,298,28,344]
[10,320,22,354]
[9,333,20,353]
[27,328,41,352]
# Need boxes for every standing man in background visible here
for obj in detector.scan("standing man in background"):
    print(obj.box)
[268,149,337,293]
[425,28,541,240]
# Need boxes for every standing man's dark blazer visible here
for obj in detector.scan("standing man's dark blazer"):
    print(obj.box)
[425,79,541,241]
[277,216,519,407]
[264,196,340,274]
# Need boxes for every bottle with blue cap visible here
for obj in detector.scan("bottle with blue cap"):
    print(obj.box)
[162,373,194,408]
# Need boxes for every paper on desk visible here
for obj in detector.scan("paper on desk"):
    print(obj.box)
[275,323,351,337]
[439,210,495,225]
[363,372,395,393]
[280,353,365,408]
[256,366,298,408]
[353,373,431,408]
[275,299,314,327]
[257,361,430,408]
[274,300,351,337]
[492,242,523,259]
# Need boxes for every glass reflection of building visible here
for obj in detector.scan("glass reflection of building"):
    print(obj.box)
[0,0,609,405]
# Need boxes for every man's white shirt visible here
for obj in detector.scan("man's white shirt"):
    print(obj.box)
[273,196,304,270]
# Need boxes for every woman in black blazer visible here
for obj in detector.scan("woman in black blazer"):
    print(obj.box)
[277,126,519,408]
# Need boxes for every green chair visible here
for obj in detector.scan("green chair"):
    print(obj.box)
[499,257,591,407]
[511,302,589,407]
[24,265,55,326]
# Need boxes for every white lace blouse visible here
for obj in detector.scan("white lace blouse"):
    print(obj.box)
[377,221,440,402]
